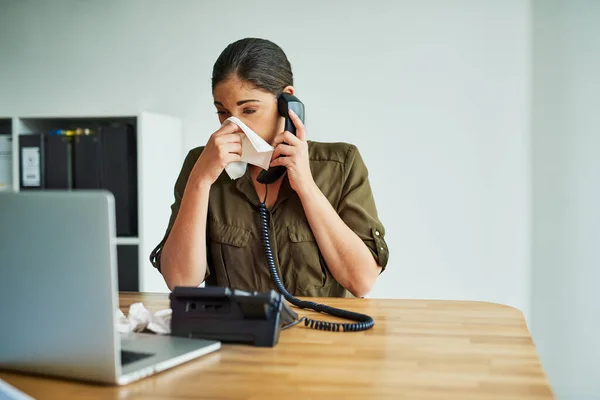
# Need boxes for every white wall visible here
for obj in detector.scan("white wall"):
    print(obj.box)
[0,0,531,316]
[531,1,600,398]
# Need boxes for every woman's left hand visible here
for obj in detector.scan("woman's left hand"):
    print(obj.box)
[270,109,316,195]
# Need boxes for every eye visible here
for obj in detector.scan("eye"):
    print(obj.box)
[243,109,257,115]
[216,110,229,115]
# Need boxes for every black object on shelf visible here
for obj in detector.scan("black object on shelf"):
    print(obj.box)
[72,132,102,189]
[19,134,72,190]
[117,245,139,292]
[73,123,138,237]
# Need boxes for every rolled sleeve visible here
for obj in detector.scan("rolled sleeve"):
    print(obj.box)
[336,145,389,270]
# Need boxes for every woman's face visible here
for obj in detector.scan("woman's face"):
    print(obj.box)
[213,75,294,144]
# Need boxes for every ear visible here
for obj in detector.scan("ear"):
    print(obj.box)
[281,85,295,95]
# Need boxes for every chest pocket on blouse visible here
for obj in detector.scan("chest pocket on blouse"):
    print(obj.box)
[208,221,256,291]
[287,224,331,295]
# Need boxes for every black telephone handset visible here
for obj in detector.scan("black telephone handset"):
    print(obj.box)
[256,93,305,184]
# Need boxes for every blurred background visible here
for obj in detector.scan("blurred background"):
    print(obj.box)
[0,0,598,398]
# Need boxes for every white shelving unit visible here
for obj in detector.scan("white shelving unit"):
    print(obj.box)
[6,112,182,293]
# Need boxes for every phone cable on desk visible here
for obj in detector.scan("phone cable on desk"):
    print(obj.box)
[258,184,375,332]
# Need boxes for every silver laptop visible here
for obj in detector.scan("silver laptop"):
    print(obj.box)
[0,190,221,385]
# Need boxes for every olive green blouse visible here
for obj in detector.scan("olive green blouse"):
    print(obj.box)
[150,141,389,297]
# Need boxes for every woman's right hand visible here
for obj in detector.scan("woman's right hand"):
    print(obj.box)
[190,121,243,187]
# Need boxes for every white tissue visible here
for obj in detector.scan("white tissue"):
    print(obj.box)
[223,116,274,180]
[115,303,171,335]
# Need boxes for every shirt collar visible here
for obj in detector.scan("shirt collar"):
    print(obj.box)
[234,167,295,211]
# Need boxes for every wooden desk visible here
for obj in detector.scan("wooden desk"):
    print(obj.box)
[1,293,553,399]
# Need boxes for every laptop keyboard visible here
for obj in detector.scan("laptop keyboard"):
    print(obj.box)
[121,350,154,366]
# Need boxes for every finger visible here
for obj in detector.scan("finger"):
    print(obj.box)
[271,132,286,148]
[217,132,243,144]
[221,142,242,155]
[216,121,242,136]
[289,109,306,141]
[270,155,293,168]
[271,144,295,159]
[272,130,300,147]
[224,153,242,164]
[283,131,301,146]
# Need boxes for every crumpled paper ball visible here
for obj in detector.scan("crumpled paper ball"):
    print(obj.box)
[115,303,172,335]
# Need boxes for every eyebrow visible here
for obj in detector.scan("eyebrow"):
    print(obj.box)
[214,99,261,107]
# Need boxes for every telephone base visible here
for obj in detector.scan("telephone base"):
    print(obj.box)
[169,287,298,347]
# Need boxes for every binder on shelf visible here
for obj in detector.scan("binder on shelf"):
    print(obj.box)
[73,134,102,189]
[117,244,139,292]
[19,134,72,190]
[101,124,138,237]
[0,134,12,190]
[73,123,138,236]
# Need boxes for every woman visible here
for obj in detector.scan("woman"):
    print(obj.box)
[150,38,388,298]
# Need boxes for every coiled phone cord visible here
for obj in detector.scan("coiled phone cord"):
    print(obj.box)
[258,187,374,332]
